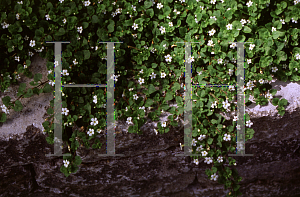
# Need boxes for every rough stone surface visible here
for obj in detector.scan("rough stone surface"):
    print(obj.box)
[1,54,300,197]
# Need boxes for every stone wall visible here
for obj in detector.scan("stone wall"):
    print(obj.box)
[1,54,300,196]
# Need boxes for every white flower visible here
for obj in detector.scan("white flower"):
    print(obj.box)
[217,156,223,163]
[198,134,206,141]
[162,121,167,127]
[295,53,300,60]
[157,3,163,9]
[291,18,298,23]
[28,51,34,57]
[59,0,64,3]
[126,117,133,124]
[161,72,166,78]
[191,139,197,146]
[154,129,158,135]
[249,44,255,50]
[208,28,216,36]
[1,104,9,114]
[87,128,94,136]
[16,13,20,20]
[204,157,213,164]
[233,115,238,121]
[96,129,102,133]
[193,159,199,165]
[150,72,156,79]
[217,58,223,64]
[164,54,172,63]
[133,94,139,100]
[210,0,216,4]
[272,27,277,32]
[29,40,35,47]
[237,124,241,130]
[91,118,98,126]
[62,69,69,76]
[223,133,231,141]
[200,6,204,10]
[1,21,9,29]
[179,0,185,3]
[77,26,83,33]
[228,85,235,92]
[49,80,55,86]
[139,106,146,113]
[24,64,28,69]
[211,173,218,181]
[240,19,247,26]
[211,101,217,108]
[54,61,59,67]
[73,59,78,65]
[246,1,253,7]
[280,19,285,24]
[45,14,51,20]
[210,16,217,21]
[246,120,253,127]
[265,92,273,100]
[226,23,233,30]
[132,23,138,30]
[247,59,252,64]
[258,79,264,84]
[207,39,214,47]
[63,160,70,168]
[201,151,208,157]
[222,99,230,109]
[137,77,145,85]
[196,145,203,152]
[139,69,144,74]
[230,42,237,49]
[271,67,278,73]
[83,0,91,6]
[159,26,166,34]
[169,22,173,27]
[63,18,67,24]
[62,108,69,116]
[15,56,20,62]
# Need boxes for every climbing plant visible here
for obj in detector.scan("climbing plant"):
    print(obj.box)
[1,0,299,196]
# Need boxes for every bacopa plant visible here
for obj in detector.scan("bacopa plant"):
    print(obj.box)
[1,0,300,196]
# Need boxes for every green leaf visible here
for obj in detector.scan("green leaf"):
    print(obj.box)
[73,156,82,165]
[272,97,280,105]
[29,81,38,86]
[146,9,154,18]
[83,50,90,60]
[47,107,54,115]
[207,138,213,145]
[55,28,65,36]
[43,83,53,93]
[18,83,26,92]
[144,1,153,9]
[82,22,89,29]
[278,110,285,116]
[148,84,157,95]
[34,73,42,82]
[14,100,23,112]
[91,15,99,23]
[24,89,33,98]
[151,63,158,68]
[272,31,281,39]
[70,164,78,173]
[278,98,288,106]
[0,113,7,122]
[243,26,252,33]
[165,91,173,101]
[144,98,153,107]
[2,96,11,106]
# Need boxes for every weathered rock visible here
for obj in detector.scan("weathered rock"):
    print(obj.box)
[1,54,300,197]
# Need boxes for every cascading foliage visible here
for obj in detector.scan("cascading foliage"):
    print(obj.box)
[0,0,299,196]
